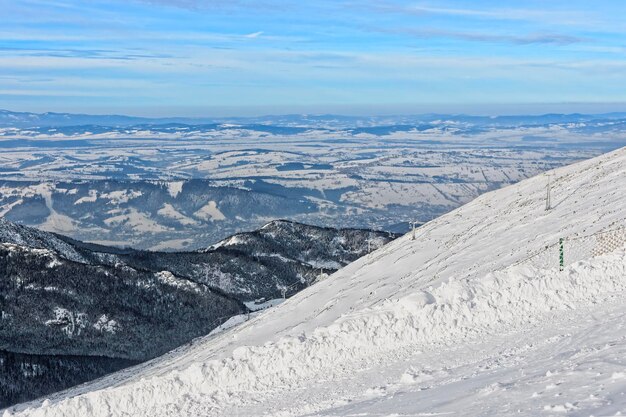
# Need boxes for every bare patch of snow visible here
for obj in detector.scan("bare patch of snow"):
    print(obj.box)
[193,201,226,221]
[74,190,97,204]
[93,315,120,334]
[156,203,198,226]
[155,271,203,293]
[104,208,171,233]
[166,181,185,198]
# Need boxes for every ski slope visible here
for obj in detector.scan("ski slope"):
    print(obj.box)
[6,147,626,417]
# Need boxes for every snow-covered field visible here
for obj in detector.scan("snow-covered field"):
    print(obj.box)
[1,118,620,249]
[5,147,626,416]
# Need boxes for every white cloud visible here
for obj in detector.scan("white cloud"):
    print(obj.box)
[370,3,604,28]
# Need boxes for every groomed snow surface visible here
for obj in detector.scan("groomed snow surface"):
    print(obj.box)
[6,147,626,417]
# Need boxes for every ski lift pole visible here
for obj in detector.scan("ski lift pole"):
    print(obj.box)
[559,238,564,271]
[281,280,301,299]
[409,221,418,241]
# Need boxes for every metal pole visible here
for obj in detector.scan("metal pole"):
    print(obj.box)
[559,238,564,271]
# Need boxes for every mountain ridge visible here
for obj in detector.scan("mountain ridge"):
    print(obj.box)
[3,109,626,128]
[0,218,397,408]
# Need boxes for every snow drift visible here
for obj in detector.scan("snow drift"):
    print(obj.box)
[6,147,626,417]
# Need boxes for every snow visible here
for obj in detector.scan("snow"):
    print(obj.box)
[0,199,23,217]
[44,307,88,338]
[156,203,198,226]
[209,234,247,249]
[166,181,184,199]
[193,201,226,221]
[0,124,608,252]
[32,183,79,234]
[6,147,626,417]
[73,190,97,204]
[100,190,142,204]
[46,258,62,268]
[39,212,77,235]
[154,271,203,293]
[244,298,284,312]
[93,315,120,334]
[104,208,172,233]
[208,314,250,336]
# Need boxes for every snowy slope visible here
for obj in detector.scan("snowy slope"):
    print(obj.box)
[6,147,626,416]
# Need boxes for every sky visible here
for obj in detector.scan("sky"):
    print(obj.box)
[2,0,626,117]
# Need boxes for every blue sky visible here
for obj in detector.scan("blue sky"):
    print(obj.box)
[2,0,626,116]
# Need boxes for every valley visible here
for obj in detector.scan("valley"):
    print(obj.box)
[1,112,624,249]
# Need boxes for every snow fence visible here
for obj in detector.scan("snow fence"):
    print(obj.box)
[512,223,626,272]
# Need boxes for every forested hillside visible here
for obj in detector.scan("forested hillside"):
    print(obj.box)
[0,219,397,407]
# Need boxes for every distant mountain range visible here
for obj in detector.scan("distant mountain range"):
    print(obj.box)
[0,218,398,408]
[2,109,626,129]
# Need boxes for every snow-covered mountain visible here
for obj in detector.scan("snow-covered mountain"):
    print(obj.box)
[2,109,626,129]
[0,219,395,409]
[6,146,626,417]
[0,180,319,250]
